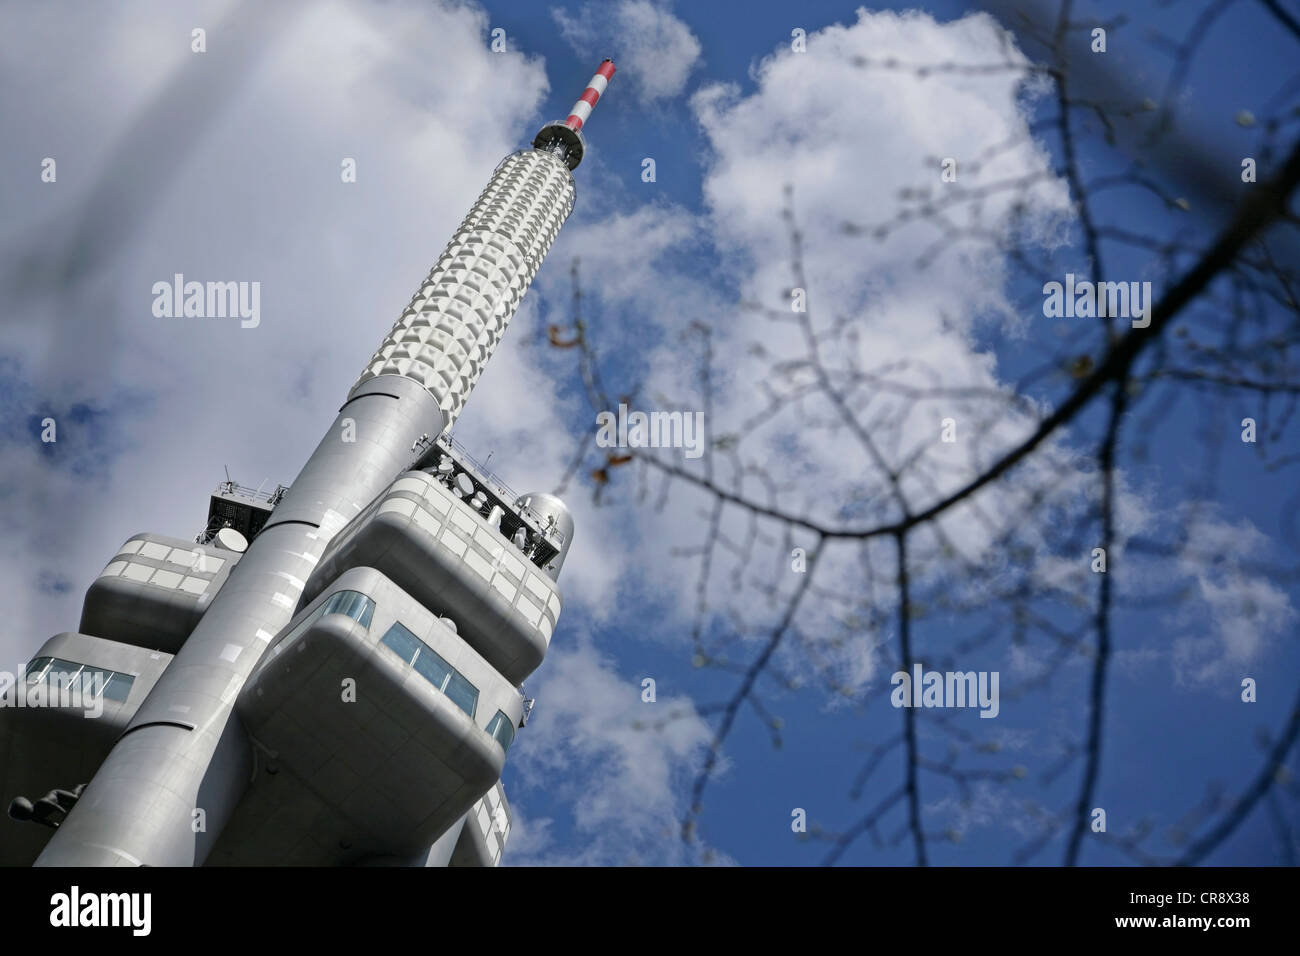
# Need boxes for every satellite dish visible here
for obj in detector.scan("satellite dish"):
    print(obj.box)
[455,473,475,497]
[215,528,248,553]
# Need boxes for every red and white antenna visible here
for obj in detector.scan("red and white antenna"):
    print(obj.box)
[532,58,616,170]
[563,58,616,131]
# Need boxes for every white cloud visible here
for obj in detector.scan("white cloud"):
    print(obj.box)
[547,8,1292,723]
[504,634,718,865]
[551,8,1081,696]
[554,0,701,103]
[926,780,1041,839]
[1170,510,1296,685]
[1070,500,1296,687]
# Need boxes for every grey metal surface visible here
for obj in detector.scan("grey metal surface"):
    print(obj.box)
[79,533,241,653]
[35,141,580,868]
[0,634,172,865]
[513,492,575,580]
[417,431,570,564]
[420,814,466,867]
[36,377,447,866]
[449,779,511,866]
[210,568,515,863]
[301,470,563,684]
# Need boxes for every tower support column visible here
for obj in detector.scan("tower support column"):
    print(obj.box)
[36,378,445,866]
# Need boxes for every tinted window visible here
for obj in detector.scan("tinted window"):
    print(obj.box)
[322,590,375,629]
[24,657,52,684]
[103,672,135,702]
[413,644,453,690]
[380,622,422,666]
[22,656,137,704]
[379,622,478,719]
[485,710,515,751]
[443,671,479,720]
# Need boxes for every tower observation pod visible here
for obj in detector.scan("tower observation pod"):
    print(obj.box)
[12,60,615,868]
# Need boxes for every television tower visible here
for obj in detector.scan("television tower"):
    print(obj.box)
[1,60,616,867]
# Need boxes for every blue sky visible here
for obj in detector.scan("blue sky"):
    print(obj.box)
[1,0,1297,866]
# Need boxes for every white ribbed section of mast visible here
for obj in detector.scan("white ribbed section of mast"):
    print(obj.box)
[354,57,616,429]
[353,149,574,428]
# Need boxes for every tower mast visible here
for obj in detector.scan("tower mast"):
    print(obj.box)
[29,60,615,868]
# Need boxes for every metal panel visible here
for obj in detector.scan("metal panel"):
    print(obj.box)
[302,471,562,684]
[0,635,172,865]
[213,570,517,863]
[79,533,240,653]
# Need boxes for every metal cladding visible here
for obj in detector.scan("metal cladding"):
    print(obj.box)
[451,780,511,866]
[211,569,514,864]
[564,58,616,131]
[80,533,241,653]
[0,636,173,865]
[515,492,575,580]
[299,471,562,684]
[26,61,611,870]
[36,370,446,868]
[352,149,575,430]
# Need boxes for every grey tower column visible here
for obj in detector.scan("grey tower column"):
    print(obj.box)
[36,147,577,867]
[35,379,445,866]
